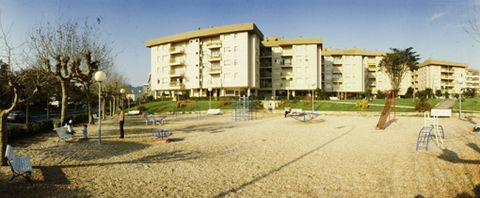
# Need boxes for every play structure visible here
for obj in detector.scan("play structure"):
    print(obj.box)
[232,96,256,121]
[416,112,445,151]
[376,90,396,130]
[287,110,320,122]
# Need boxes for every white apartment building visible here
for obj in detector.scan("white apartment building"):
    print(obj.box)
[260,36,323,99]
[416,59,467,95]
[466,68,480,90]
[322,48,411,98]
[145,23,263,99]
[145,23,472,100]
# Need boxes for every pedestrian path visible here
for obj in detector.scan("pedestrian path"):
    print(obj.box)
[434,99,455,109]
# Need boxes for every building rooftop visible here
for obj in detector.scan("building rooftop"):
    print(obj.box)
[322,48,384,56]
[419,59,468,68]
[262,36,323,47]
[145,23,263,47]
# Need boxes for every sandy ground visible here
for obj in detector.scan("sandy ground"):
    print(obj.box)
[1,112,480,197]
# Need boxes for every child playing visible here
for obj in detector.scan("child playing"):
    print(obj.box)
[82,124,89,139]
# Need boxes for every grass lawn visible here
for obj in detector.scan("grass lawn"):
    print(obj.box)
[130,98,443,114]
[453,97,480,111]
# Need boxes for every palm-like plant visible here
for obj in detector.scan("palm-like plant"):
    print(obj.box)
[379,47,420,96]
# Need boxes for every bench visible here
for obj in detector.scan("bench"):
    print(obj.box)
[5,144,32,182]
[153,130,172,142]
[207,108,221,115]
[54,127,74,142]
[127,110,141,115]
[145,115,166,125]
[92,113,99,120]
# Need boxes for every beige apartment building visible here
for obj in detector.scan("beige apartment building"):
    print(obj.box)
[416,59,467,95]
[145,23,263,98]
[259,36,323,99]
[145,22,472,100]
[466,68,480,90]
[322,48,411,98]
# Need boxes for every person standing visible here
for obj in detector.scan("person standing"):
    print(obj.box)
[118,107,125,139]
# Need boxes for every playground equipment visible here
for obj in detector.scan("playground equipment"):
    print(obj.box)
[232,96,256,121]
[416,112,445,151]
[287,111,320,122]
[376,90,396,130]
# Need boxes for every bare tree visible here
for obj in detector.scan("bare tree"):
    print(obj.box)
[0,18,47,164]
[466,8,480,43]
[31,21,112,126]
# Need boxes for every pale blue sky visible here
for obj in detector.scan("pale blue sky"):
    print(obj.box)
[1,0,480,86]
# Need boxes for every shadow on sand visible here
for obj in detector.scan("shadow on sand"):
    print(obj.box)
[213,126,354,198]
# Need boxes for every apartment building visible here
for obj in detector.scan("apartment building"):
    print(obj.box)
[466,68,480,90]
[416,59,467,94]
[322,48,412,98]
[145,23,263,99]
[259,36,323,98]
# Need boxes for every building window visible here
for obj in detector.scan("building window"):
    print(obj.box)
[224,47,231,53]
[157,80,160,84]
[234,59,238,66]
[234,46,238,52]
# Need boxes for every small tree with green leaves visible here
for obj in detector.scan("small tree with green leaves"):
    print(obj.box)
[379,47,420,96]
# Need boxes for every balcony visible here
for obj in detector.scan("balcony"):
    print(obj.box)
[367,61,376,66]
[441,75,454,80]
[169,70,184,77]
[169,46,185,54]
[367,66,376,72]
[260,73,272,79]
[281,49,293,56]
[169,82,185,89]
[206,40,222,49]
[169,58,185,66]
[208,54,222,62]
[280,72,293,79]
[333,59,343,65]
[332,78,343,83]
[209,65,222,75]
[441,69,454,74]
[280,60,292,68]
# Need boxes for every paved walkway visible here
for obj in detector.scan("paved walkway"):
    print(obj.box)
[434,99,455,109]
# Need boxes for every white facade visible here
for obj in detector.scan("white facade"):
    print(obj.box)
[416,59,467,95]
[146,23,262,98]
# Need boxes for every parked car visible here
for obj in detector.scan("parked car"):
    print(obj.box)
[7,110,27,123]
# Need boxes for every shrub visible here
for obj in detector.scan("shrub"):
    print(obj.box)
[137,105,146,113]
[415,99,432,112]
[176,102,187,108]
[435,90,443,98]
[355,99,369,111]
[404,87,414,98]
[7,119,54,141]
[376,90,386,99]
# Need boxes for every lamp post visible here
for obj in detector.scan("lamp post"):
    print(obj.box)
[457,78,464,119]
[138,90,142,105]
[95,71,107,145]
[120,88,126,108]
[311,83,315,112]
[208,87,212,109]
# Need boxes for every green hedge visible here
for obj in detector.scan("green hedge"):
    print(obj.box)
[7,120,54,141]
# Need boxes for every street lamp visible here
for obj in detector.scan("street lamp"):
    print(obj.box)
[457,78,464,119]
[311,83,315,112]
[208,87,212,109]
[120,88,126,108]
[95,71,107,145]
[138,90,142,105]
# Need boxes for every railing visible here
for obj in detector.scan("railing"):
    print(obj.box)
[208,54,221,61]
[169,82,185,88]
[206,40,222,48]
[209,65,222,74]
[169,47,185,54]
[169,70,185,76]
[169,58,185,66]
[282,49,293,56]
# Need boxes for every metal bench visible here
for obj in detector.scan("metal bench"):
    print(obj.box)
[153,130,172,142]
[145,115,166,125]
[5,144,32,182]
[54,127,74,142]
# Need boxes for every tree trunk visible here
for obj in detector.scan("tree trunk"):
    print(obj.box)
[0,112,8,166]
[60,80,68,126]
[102,96,106,120]
[87,100,94,125]
[113,96,116,115]
[109,98,113,118]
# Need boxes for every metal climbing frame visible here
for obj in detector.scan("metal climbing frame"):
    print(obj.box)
[232,96,257,121]
[416,112,445,151]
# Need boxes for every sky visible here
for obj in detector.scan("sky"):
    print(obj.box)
[1,0,480,86]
